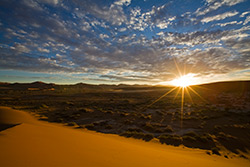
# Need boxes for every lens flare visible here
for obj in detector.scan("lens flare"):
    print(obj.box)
[171,74,196,87]
[142,59,206,129]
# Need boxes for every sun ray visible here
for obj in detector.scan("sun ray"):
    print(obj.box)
[173,86,182,102]
[173,58,182,77]
[192,85,212,91]
[185,87,194,104]
[181,87,184,128]
[147,59,207,129]
[141,87,178,111]
[184,64,186,77]
[188,86,207,103]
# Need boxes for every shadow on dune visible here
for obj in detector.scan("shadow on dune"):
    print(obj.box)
[0,123,21,132]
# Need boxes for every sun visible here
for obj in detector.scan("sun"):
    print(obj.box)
[171,73,196,87]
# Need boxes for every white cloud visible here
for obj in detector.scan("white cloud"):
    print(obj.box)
[156,20,170,29]
[240,11,250,17]
[215,21,239,27]
[11,43,30,53]
[196,0,244,16]
[168,16,176,21]
[201,11,239,23]
[114,0,131,6]
[221,0,245,6]
[82,21,91,31]
[38,47,50,53]
[99,34,109,39]
[22,0,43,11]
[243,16,250,25]
[38,0,59,5]
[157,32,164,36]
[156,16,175,29]
[131,8,141,17]
[119,27,127,32]
[56,53,63,58]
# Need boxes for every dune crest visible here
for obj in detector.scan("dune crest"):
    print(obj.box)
[0,107,248,167]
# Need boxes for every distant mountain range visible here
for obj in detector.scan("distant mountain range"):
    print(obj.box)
[0,80,249,92]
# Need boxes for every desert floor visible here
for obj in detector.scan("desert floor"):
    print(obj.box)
[0,106,249,167]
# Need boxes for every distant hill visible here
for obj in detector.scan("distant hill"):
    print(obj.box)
[194,81,250,93]
[0,80,249,92]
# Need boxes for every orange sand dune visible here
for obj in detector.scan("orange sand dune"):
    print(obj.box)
[0,106,249,167]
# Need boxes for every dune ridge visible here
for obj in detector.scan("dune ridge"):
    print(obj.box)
[0,106,249,167]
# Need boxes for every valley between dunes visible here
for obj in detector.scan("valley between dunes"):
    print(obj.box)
[0,106,249,167]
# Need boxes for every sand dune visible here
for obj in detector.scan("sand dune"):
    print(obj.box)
[0,107,249,167]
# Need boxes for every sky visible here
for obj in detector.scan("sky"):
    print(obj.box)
[0,0,249,85]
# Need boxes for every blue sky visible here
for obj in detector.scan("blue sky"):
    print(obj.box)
[0,0,249,84]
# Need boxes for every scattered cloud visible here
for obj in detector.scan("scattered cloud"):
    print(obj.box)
[240,11,250,17]
[38,47,50,53]
[38,0,59,5]
[114,0,131,6]
[0,0,249,84]
[243,16,250,25]
[201,11,239,23]
[99,34,109,39]
[196,0,245,16]
[214,21,241,27]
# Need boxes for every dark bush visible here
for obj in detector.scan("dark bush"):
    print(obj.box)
[120,131,154,142]
[183,136,196,143]
[67,122,77,126]
[127,127,142,132]
[164,125,174,132]
[211,147,220,155]
[144,123,154,132]
[105,125,112,129]
[158,135,182,146]
[85,123,95,130]
[184,131,199,138]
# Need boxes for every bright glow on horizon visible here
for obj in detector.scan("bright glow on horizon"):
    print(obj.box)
[170,73,197,87]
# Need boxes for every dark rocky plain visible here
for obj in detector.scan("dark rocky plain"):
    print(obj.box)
[0,81,249,159]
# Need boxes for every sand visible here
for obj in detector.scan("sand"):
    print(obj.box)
[0,106,249,167]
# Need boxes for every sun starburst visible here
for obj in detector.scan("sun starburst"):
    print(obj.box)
[142,58,206,128]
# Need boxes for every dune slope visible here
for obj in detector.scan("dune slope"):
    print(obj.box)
[0,106,249,167]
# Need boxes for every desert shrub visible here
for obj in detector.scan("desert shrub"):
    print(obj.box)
[127,127,142,132]
[158,135,182,146]
[139,113,152,120]
[198,134,213,143]
[81,108,94,113]
[166,112,173,116]
[124,119,133,125]
[184,132,213,142]
[213,125,222,132]
[152,128,163,133]
[37,104,48,109]
[143,122,165,133]
[182,136,196,143]
[39,115,48,121]
[184,131,199,138]
[202,116,209,120]
[120,112,129,117]
[144,122,154,132]
[182,132,216,150]
[67,122,77,126]
[164,125,174,133]
[85,123,95,130]
[120,131,154,141]
[65,101,74,106]
[156,110,164,115]
[206,151,211,155]
[105,125,112,129]
[143,133,154,141]
[105,110,114,114]
[211,147,220,155]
